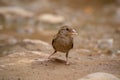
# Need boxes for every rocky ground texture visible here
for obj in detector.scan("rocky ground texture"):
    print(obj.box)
[0,0,120,80]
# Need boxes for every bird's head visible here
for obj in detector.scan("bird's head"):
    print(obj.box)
[58,26,78,37]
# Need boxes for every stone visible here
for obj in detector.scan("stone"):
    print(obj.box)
[8,37,18,45]
[78,72,120,80]
[0,7,34,17]
[97,38,114,49]
[37,13,65,24]
[23,39,52,52]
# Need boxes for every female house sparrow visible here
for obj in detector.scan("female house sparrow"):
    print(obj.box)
[48,26,77,64]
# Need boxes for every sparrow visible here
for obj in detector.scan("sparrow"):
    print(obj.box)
[48,25,77,64]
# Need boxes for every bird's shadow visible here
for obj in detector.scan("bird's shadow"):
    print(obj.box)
[49,57,66,63]
[33,57,66,64]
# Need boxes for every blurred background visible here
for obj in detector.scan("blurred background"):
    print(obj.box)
[0,0,120,56]
[0,1,120,80]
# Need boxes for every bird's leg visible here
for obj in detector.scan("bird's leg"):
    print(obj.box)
[48,51,57,59]
[66,52,69,65]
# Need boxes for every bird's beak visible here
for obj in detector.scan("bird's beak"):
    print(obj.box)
[71,29,78,35]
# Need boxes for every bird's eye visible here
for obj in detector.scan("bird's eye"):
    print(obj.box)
[66,28,69,31]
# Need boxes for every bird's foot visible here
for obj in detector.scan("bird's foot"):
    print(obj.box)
[66,61,70,65]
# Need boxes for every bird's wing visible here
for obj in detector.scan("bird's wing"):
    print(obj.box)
[52,35,57,45]
[69,37,73,49]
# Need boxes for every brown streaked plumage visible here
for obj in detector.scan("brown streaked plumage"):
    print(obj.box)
[48,26,77,64]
